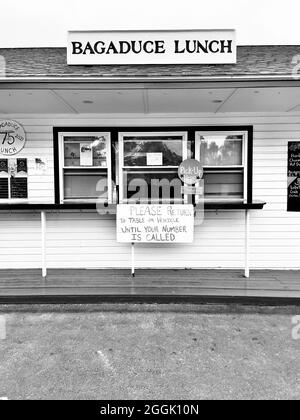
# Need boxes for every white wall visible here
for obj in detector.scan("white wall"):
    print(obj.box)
[0,112,299,270]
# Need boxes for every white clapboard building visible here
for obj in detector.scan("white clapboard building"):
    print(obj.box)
[0,31,300,299]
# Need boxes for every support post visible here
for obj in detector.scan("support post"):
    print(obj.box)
[244,209,250,278]
[41,211,47,278]
[131,242,135,277]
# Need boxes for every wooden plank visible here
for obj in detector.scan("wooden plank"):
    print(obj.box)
[0,269,300,299]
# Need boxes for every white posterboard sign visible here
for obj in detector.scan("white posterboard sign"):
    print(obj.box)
[80,143,93,166]
[117,204,194,243]
[146,152,163,166]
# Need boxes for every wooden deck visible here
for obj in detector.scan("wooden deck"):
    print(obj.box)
[0,269,300,304]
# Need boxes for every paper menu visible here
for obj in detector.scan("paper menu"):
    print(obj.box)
[80,142,93,166]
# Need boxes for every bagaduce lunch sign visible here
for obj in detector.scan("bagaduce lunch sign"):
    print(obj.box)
[67,29,236,65]
[0,120,26,156]
[117,204,194,243]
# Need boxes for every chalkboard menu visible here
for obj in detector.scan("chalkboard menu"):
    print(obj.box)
[10,178,28,199]
[288,142,300,211]
[0,178,8,199]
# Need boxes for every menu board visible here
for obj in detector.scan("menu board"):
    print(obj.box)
[10,178,28,199]
[0,178,8,199]
[117,204,194,243]
[288,142,300,211]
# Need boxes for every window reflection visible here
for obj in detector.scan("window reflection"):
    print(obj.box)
[123,137,183,166]
[64,136,107,167]
[200,135,243,166]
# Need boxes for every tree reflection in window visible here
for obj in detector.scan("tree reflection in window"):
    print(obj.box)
[200,135,243,166]
[124,137,183,166]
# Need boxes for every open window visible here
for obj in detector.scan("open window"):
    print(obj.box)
[118,131,191,204]
[195,130,249,201]
[58,132,112,203]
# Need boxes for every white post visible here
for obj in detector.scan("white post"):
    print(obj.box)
[244,209,250,278]
[41,211,47,278]
[131,242,135,277]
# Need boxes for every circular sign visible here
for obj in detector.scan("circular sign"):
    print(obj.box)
[0,120,26,156]
[178,159,203,185]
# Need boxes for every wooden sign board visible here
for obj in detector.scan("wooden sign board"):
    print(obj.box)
[288,142,300,211]
[117,204,194,243]
[68,30,236,65]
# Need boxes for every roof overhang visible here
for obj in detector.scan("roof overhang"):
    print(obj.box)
[1,79,300,114]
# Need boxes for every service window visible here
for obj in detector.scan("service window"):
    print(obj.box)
[195,131,248,200]
[0,158,28,200]
[119,132,190,204]
[58,132,112,203]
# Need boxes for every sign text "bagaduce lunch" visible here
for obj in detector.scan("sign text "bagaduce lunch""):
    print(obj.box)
[67,30,236,65]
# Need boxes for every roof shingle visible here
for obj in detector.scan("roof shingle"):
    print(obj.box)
[0,45,299,80]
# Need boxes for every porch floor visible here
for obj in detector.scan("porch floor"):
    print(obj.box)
[0,269,300,303]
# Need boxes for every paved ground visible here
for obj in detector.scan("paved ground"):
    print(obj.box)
[0,304,300,400]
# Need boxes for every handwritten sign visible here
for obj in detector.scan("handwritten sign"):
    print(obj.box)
[117,204,194,243]
[288,142,300,211]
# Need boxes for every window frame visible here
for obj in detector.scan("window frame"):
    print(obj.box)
[58,131,112,204]
[118,131,188,204]
[195,129,250,202]
[53,126,253,206]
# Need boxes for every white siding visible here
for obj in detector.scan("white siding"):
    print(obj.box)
[0,112,299,270]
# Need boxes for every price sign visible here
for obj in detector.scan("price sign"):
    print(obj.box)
[0,121,26,156]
